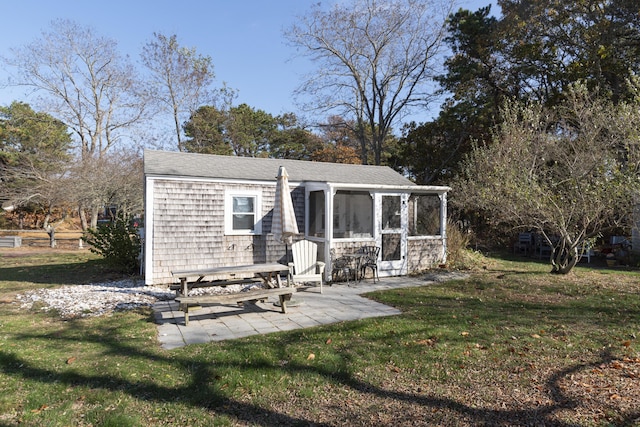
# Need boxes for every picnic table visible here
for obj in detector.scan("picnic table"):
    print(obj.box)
[171,263,295,325]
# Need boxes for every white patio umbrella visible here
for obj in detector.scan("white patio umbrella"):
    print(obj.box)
[273,166,299,262]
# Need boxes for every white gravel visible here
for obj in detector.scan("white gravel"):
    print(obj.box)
[15,280,265,319]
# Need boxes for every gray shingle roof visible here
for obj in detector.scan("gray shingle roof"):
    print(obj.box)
[144,149,416,186]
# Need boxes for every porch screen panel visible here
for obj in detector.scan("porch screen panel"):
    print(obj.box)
[382,234,401,261]
[382,195,401,230]
[409,194,441,236]
[333,191,373,238]
[309,190,325,237]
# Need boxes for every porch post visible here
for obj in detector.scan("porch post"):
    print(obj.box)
[144,177,155,285]
[440,192,448,263]
[324,186,335,280]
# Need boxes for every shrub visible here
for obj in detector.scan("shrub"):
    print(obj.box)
[446,220,487,270]
[83,213,141,274]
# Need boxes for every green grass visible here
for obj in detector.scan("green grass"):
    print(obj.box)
[1,249,639,426]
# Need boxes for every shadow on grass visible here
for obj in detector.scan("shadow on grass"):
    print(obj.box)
[0,259,129,287]
[2,255,639,425]
[3,308,640,426]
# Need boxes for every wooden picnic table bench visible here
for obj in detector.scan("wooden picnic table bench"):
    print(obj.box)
[171,262,295,326]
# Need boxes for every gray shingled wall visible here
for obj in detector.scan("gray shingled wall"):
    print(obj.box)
[150,178,304,284]
[407,239,445,271]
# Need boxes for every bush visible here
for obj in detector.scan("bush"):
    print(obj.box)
[446,220,488,270]
[83,213,141,274]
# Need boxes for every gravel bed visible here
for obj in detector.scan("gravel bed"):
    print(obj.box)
[15,280,265,319]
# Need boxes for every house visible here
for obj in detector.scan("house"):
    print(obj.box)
[143,149,450,285]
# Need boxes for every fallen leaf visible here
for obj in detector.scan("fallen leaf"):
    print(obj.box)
[622,340,631,347]
[31,405,48,413]
[460,331,469,336]
[307,353,315,361]
[531,334,541,339]
[611,361,624,369]
[66,357,76,365]
[325,338,332,345]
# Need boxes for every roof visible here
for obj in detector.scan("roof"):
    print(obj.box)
[144,149,416,187]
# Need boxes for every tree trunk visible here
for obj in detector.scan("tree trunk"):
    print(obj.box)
[550,243,578,274]
[90,206,100,229]
[47,227,56,248]
[43,213,57,248]
[79,206,89,231]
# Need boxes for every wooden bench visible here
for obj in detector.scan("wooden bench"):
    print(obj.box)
[175,287,296,325]
[0,236,22,248]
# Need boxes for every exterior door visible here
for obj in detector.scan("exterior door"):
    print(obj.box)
[376,193,407,276]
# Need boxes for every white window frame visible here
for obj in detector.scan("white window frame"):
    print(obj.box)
[224,190,262,235]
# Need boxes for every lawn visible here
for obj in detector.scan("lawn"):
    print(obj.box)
[0,248,639,426]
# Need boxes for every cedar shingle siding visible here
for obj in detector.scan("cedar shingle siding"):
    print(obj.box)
[150,178,304,284]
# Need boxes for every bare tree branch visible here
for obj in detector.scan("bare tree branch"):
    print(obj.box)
[285,0,454,164]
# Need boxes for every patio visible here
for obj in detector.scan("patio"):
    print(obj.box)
[153,274,462,349]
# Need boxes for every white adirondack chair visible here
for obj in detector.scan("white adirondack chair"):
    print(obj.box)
[288,240,325,293]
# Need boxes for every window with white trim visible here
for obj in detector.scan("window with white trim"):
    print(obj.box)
[225,190,262,235]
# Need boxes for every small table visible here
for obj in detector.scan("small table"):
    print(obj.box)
[342,253,368,281]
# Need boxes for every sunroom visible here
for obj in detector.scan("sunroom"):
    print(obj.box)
[305,182,449,279]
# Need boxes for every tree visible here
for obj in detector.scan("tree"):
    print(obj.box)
[269,113,324,160]
[404,0,640,187]
[393,6,508,185]
[68,150,143,223]
[183,104,280,158]
[311,116,362,164]
[395,115,469,185]
[454,84,640,274]
[183,103,270,156]
[497,0,640,103]
[183,105,232,155]
[286,0,454,165]
[225,104,277,157]
[141,32,234,151]
[0,102,72,172]
[3,19,146,229]
[0,102,73,245]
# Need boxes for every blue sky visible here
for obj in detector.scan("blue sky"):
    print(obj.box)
[0,0,496,125]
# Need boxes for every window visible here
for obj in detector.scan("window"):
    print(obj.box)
[408,194,441,236]
[333,190,373,238]
[225,190,262,235]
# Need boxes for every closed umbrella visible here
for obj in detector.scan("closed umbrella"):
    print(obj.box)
[273,166,299,262]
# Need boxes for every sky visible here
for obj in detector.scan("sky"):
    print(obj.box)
[0,0,497,127]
